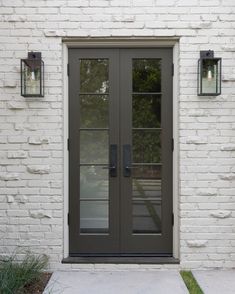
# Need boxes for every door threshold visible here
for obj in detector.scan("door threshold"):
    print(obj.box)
[62,255,179,264]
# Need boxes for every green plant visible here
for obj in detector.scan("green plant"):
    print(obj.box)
[0,251,48,294]
[180,271,204,294]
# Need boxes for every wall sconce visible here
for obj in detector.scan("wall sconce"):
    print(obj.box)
[198,50,221,96]
[21,52,44,97]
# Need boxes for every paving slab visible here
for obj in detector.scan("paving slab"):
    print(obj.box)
[193,270,235,294]
[43,270,188,294]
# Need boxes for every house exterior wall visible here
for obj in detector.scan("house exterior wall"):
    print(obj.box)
[0,0,235,270]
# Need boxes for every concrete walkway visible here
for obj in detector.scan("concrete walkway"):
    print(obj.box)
[193,270,235,294]
[43,270,188,294]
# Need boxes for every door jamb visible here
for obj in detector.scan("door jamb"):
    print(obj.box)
[63,38,180,261]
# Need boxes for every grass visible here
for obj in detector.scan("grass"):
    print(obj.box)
[180,271,204,294]
[0,251,49,294]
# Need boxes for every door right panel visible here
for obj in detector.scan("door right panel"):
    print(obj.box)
[120,49,173,254]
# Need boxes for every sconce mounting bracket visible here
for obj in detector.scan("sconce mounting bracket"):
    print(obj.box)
[28,52,41,60]
[200,50,214,58]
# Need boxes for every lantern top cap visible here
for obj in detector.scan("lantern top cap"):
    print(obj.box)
[27,51,41,60]
[200,50,214,58]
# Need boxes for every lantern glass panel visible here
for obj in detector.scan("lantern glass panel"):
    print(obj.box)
[21,58,44,97]
[200,58,221,96]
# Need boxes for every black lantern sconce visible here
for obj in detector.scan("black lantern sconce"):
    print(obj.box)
[198,50,221,96]
[21,52,44,97]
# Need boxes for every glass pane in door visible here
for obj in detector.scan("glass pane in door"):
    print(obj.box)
[80,94,109,128]
[79,59,109,234]
[132,165,162,234]
[80,166,109,200]
[133,94,161,128]
[132,59,161,93]
[80,59,109,93]
[132,59,162,234]
[132,130,161,163]
[80,201,109,233]
[80,130,109,164]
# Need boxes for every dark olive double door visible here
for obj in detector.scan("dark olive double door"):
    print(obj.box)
[69,48,173,256]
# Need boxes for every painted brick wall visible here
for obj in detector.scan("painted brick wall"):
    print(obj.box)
[0,0,235,270]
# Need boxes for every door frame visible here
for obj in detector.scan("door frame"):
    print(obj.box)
[62,38,180,261]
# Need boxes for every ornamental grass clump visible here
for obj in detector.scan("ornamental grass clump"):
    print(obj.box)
[0,251,48,294]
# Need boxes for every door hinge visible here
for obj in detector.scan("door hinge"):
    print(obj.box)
[67,64,70,76]
[67,138,70,151]
[172,63,174,76]
[172,138,174,151]
[172,213,174,226]
[67,213,70,226]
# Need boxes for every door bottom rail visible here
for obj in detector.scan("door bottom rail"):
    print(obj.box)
[62,255,179,264]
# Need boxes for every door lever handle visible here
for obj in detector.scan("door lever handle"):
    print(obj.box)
[125,165,137,170]
[102,165,116,170]
[108,144,118,177]
[123,144,132,177]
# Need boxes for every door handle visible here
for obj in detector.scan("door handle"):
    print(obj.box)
[125,166,138,169]
[123,144,132,177]
[102,165,116,170]
[107,144,117,177]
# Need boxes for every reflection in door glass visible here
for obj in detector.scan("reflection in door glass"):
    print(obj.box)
[133,201,161,234]
[80,95,109,128]
[132,165,161,182]
[133,95,161,128]
[80,59,109,93]
[79,58,110,234]
[80,166,109,200]
[132,58,162,234]
[132,130,161,163]
[132,59,161,93]
[80,130,109,164]
[132,165,162,233]
[80,201,109,234]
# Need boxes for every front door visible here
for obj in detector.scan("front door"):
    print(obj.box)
[69,48,173,256]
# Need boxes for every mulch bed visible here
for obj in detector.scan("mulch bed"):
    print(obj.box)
[24,272,52,294]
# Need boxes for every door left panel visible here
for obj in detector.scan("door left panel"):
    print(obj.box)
[69,49,119,254]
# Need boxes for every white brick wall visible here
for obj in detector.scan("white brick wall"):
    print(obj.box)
[0,0,235,270]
